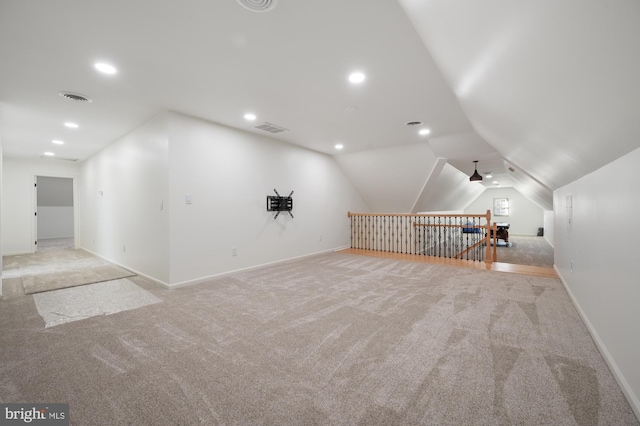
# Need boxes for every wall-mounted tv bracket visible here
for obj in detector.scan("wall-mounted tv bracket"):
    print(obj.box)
[267,189,294,219]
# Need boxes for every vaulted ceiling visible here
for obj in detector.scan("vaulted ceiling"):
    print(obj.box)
[398,0,640,198]
[2,0,639,213]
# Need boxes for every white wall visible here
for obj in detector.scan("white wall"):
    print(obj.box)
[464,187,543,235]
[80,113,170,284]
[543,210,554,247]
[168,112,368,285]
[415,163,486,213]
[37,207,74,239]
[554,146,640,418]
[334,143,437,213]
[79,111,368,286]
[2,158,80,255]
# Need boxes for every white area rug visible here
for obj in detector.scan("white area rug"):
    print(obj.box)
[33,278,162,328]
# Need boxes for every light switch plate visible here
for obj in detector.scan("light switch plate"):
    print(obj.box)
[185,194,193,204]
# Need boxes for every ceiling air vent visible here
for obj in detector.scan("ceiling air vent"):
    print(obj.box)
[405,121,423,126]
[236,0,278,12]
[255,122,289,134]
[58,91,93,103]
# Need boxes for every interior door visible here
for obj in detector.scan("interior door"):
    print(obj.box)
[34,176,76,252]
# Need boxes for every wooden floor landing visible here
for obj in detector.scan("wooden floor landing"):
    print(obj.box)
[338,248,558,279]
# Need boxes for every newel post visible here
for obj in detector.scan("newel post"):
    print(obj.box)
[485,209,492,264]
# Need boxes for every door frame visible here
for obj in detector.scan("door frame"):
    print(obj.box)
[32,173,79,252]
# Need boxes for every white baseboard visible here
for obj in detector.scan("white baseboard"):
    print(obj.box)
[554,265,640,421]
[80,246,349,290]
[80,248,171,289]
[3,251,33,256]
[169,246,349,289]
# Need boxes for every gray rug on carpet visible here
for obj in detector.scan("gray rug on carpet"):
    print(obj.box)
[3,248,135,295]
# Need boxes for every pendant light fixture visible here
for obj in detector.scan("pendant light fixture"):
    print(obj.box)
[469,160,483,182]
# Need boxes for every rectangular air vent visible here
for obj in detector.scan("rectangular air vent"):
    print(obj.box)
[255,122,289,134]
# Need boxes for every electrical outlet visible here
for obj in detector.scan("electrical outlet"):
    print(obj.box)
[232,247,237,257]
[570,260,573,273]
[319,234,323,242]
[123,245,126,253]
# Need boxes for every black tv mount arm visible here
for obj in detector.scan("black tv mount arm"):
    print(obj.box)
[267,189,294,219]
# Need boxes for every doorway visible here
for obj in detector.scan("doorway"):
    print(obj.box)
[34,176,77,252]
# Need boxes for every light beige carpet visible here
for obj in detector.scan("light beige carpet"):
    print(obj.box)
[495,235,555,268]
[3,248,135,295]
[0,252,637,424]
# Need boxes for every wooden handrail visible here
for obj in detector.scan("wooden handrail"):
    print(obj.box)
[413,223,486,229]
[348,211,490,218]
[455,239,486,259]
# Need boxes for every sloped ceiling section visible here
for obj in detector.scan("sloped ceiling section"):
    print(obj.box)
[398,0,640,191]
[504,161,553,211]
[413,163,486,213]
[334,143,439,213]
[428,131,496,160]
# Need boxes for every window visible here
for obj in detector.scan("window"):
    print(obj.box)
[493,198,509,216]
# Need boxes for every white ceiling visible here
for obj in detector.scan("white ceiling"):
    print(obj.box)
[2,0,639,212]
[0,0,471,160]
[398,0,640,192]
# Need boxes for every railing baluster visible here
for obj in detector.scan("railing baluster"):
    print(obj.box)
[388,216,392,253]
[374,216,378,251]
[395,216,399,253]
[350,214,354,248]
[365,216,369,250]
[348,212,492,262]
[409,216,412,254]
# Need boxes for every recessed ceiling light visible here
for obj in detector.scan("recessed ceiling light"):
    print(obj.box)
[64,122,79,128]
[335,144,344,150]
[44,152,55,156]
[244,113,256,121]
[485,174,493,178]
[493,181,499,184]
[419,128,431,136]
[348,72,365,84]
[52,140,64,145]
[94,62,117,74]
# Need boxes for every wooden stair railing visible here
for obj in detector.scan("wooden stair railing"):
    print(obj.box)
[347,210,498,263]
